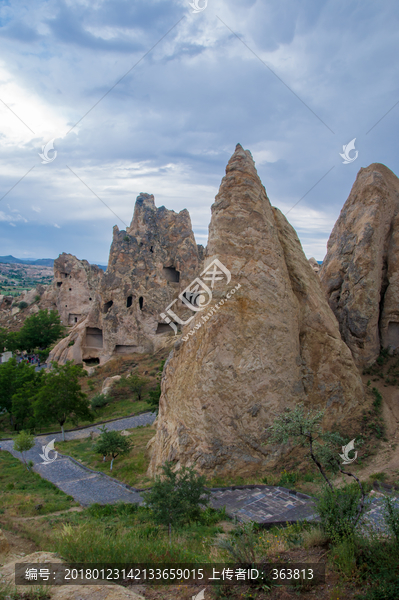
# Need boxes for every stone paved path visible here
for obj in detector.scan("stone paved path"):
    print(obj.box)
[3,414,396,531]
[209,486,318,524]
[38,411,157,442]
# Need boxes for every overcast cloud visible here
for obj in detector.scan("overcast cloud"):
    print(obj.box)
[0,0,398,264]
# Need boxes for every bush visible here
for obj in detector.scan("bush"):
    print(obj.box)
[144,461,210,529]
[90,393,108,409]
[316,483,363,543]
[217,522,258,564]
[302,526,327,549]
[383,497,399,544]
[18,301,28,310]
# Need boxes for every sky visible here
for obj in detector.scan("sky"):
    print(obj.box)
[0,0,398,264]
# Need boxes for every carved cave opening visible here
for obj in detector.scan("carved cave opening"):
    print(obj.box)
[85,327,103,348]
[103,300,113,314]
[57,282,62,287]
[139,296,143,310]
[163,266,180,283]
[156,322,175,334]
[68,313,81,325]
[126,296,133,308]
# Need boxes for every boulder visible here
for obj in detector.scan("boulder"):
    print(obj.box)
[308,257,320,274]
[102,375,122,396]
[320,163,399,367]
[147,144,366,478]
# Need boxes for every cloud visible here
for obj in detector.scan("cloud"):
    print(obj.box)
[0,0,398,262]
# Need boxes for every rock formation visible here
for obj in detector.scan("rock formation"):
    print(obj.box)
[308,257,320,275]
[49,193,203,365]
[320,163,399,367]
[147,144,366,478]
[53,253,104,326]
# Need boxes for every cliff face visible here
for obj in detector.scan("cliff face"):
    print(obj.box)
[320,164,399,367]
[53,253,104,326]
[147,144,366,478]
[49,194,203,365]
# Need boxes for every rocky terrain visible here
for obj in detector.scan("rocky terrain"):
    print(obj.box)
[320,163,399,367]
[48,193,204,365]
[148,144,368,478]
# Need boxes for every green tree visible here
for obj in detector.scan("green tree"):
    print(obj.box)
[144,462,210,543]
[93,426,132,470]
[0,327,8,352]
[147,383,161,411]
[0,358,40,428]
[126,374,149,401]
[34,361,92,441]
[11,369,45,430]
[13,430,35,470]
[18,309,64,352]
[267,403,366,534]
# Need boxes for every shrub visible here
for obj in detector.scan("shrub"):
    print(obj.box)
[144,461,210,534]
[302,526,327,549]
[18,301,28,310]
[90,393,108,409]
[383,497,399,544]
[123,236,130,242]
[331,538,357,577]
[316,483,364,543]
[216,522,258,564]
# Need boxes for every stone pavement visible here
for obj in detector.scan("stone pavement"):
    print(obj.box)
[209,485,318,525]
[3,413,397,531]
[38,411,157,442]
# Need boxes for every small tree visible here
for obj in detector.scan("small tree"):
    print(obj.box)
[267,403,366,534]
[34,361,93,441]
[144,461,210,544]
[17,309,64,352]
[93,426,132,470]
[147,383,161,412]
[126,374,149,402]
[13,430,35,470]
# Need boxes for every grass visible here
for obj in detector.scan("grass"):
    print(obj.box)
[54,424,155,488]
[0,451,78,518]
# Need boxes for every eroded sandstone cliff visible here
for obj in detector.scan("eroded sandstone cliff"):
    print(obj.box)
[320,163,399,367]
[147,144,366,478]
[49,193,203,365]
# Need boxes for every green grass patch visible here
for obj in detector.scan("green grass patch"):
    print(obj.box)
[0,452,78,518]
[54,503,224,564]
[54,425,155,488]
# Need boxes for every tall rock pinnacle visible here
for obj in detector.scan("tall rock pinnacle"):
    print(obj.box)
[320,163,399,367]
[148,145,366,478]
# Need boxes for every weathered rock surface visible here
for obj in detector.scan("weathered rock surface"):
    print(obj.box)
[148,144,366,478]
[308,257,320,275]
[320,163,399,367]
[50,193,203,365]
[53,253,104,326]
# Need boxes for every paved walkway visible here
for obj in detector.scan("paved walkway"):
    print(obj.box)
[3,414,397,531]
